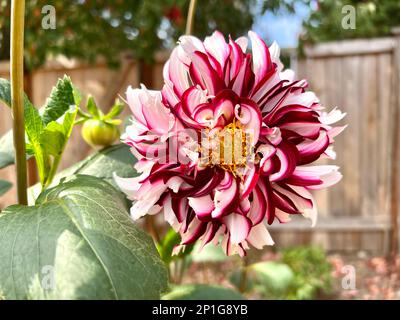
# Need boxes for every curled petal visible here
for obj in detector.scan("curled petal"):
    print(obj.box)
[248,31,272,84]
[168,47,191,97]
[247,185,266,225]
[189,51,224,95]
[126,85,173,135]
[222,213,251,244]
[327,125,347,142]
[228,37,246,82]
[198,222,220,250]
[235,100,262,142]
[319,107,346,125]
[269,41,284,72]
[247,222,274,249]
[280,69,295,82]
[297,130,330,164]
[211,173,239,218]
[286,185,318,226]
[204,31,230,70]
[178,35,205,61]
[163,195,180,231]
[129,180,167,220]
[269,143,298,182]
[188,195,215,219]
[235,36,248,52]
[292,165,342,190]
[181,218,208,245]
[242,166,259,198]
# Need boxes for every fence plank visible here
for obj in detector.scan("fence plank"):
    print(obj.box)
[377,53,393,223]
[305,38,395,58]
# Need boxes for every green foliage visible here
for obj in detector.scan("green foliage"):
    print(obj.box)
[0,76,80,188]
[162,284,245,300]
[301,0,400,46]
[103,99,124,121]
[230,261,294,298]
[230,247,333,300]
[0,79,36,168]
[28,144,137,202]
[0,175,168,299]
[41,76,81,126]
[77,96,123,147]
[281,246,333,300]
[77,96,124,124]
[0,180,12,196]
[86,96,101,119]
[57,143,137,188]
[157,228,194,265]
[0,131,16,170]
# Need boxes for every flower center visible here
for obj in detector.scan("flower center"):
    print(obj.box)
[199,119,253,177]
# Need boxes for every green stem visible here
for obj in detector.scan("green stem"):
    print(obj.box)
[10,0,27,205]
[239,255,249,293]
[185,0,197,35]
[43,155,62,190]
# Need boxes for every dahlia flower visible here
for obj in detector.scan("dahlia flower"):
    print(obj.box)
[115,31,345,256]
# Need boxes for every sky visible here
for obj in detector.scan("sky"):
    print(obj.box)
[252,2,312,48]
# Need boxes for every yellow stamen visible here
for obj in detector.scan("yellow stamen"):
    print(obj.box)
[199,119,253,178]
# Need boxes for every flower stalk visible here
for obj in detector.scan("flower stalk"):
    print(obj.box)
[10,0,27,205]
[185,0,197,35]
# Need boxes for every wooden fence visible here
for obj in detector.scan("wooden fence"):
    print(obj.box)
[0,35,399,254]
[270,32,400,254]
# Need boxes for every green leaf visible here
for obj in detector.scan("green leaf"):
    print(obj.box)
[29,144,137,202]
[0,78,43,167]
[157,229,194,265]
[0,77,81,186]
[0,179,12,196]
[0,175,168,299]
[73,87,82,109]
[105,119,122,126]
[0,131,15,169]
[40,108,78,187]
[0,78,14,107]
[162,284,245,300]
[0,78,45,181]
[58,143,137,187]
[86,96,101,119]
[41,76,80,125]
[40,123,66,157]
[40,108,77,156]
[104,99,124,120]
[230,262,294,297]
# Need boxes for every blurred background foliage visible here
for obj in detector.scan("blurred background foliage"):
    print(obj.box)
[301,0,400,45]
[0,0,267,70]
[229,246,333,299]
[0,0,309,71]
[1,0,400,71]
